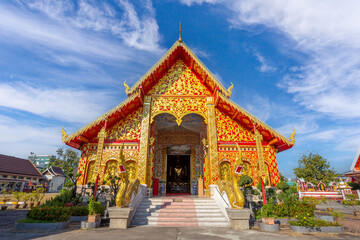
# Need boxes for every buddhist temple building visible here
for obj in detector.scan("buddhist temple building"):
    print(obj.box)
[345,146,360,183]
[62,35,295,196]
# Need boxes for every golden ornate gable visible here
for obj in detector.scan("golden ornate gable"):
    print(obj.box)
[148,60,212,96]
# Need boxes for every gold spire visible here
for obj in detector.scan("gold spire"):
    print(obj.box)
[178,21,182,43]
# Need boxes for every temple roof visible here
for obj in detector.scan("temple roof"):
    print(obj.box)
[0,154,43,177]
[63,38,294,152]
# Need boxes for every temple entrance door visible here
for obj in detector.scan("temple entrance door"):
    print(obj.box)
[166,155,190,194]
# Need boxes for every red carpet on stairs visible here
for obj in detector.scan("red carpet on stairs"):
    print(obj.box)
[156,197,198,227]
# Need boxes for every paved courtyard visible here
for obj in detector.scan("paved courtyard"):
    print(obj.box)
[0,209,359,240]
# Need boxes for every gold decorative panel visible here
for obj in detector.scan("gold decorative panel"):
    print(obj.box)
[148,60,212,96]
[151,97,208,126]
[216,109,254,142]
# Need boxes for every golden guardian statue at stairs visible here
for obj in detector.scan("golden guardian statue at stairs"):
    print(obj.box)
[217,143,245,209]
[115,144,140,207]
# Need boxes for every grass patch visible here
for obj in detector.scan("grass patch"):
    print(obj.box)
[17,217,57,223]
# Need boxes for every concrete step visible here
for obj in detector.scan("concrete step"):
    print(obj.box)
[131,197,228,227]
[135,212,224,217]
[135,208,222,213]
[131,220,228,227]
[138,204,218,209]
[133,216,227,222]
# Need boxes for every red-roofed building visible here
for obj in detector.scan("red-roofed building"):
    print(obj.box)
[0,154,43,192]
[345,146,360,183]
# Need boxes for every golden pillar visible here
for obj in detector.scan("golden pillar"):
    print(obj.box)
[206,97,219,184]
[93,126,106,181]
[138,96,151,185]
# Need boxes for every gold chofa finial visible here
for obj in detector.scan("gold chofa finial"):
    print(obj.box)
[61,126,68,142]
[290,128,296,144]
[226,82,233,97]
[178,21,182,43]
[124,80,130,95]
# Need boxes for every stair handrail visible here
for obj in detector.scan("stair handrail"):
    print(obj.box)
[210,184,230,221]
[128,184,147,222]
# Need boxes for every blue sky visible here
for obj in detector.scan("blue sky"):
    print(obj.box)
[0,0,359,178]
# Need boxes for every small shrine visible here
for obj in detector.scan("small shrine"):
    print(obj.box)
[62,32,295,203]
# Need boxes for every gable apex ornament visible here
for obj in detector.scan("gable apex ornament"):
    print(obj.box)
[226,82,233,97]
[178,21,182,43]
[124,80,130,95]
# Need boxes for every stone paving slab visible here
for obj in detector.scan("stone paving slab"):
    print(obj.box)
[0,226,360,240]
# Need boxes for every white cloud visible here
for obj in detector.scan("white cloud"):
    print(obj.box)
[0,83,118,123]
[21,0,162,52]
[227,0,360,119]
[278,120,318,136]
[179,0,360,119]
[253,50,276,72]
[179,0,219,6]
[0,115,62,158]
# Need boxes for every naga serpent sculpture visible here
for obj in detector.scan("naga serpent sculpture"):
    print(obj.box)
[115,144,140,207]
[217,143,245,209]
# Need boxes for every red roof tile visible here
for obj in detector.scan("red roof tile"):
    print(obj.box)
[0,154,43,177]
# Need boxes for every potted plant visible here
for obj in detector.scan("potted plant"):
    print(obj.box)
[88,196,101,222]
[1,191,9,210]
[27,192,34,208]
[21,192,30,208]
[260,199,275,224]
[32,188,44,206]
[12,191,22,209]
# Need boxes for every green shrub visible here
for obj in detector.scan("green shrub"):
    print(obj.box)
[27,206,71,222]
[69,206,89,216]
[42,188,81,207]
[289,218,340,227]
[260,199,275,217]
[273,203,288,217]
[290,210,340,227]
[88,196,105,216]
[276,181,290,192]
[302,196,321,205]
[348,182,360,190]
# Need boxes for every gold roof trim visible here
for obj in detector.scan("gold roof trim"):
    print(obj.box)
[127,41,180,95]
[63,93,138,143]
[218,92,293,146]
[127,39,229,96]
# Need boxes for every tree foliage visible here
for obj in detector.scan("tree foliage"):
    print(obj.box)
[238,175,253,189]
[293,153,338,185]
[48,148,79,175]
[48,148,80,196]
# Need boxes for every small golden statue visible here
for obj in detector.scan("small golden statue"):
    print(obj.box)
[124,80,131,95]
[61,126,68,142]
[226,82,233,97]
[217,143,245,209]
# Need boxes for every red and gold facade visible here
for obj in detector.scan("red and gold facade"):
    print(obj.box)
[63,39,295,193]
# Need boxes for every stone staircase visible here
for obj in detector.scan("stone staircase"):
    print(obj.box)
[131,196,229,227]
